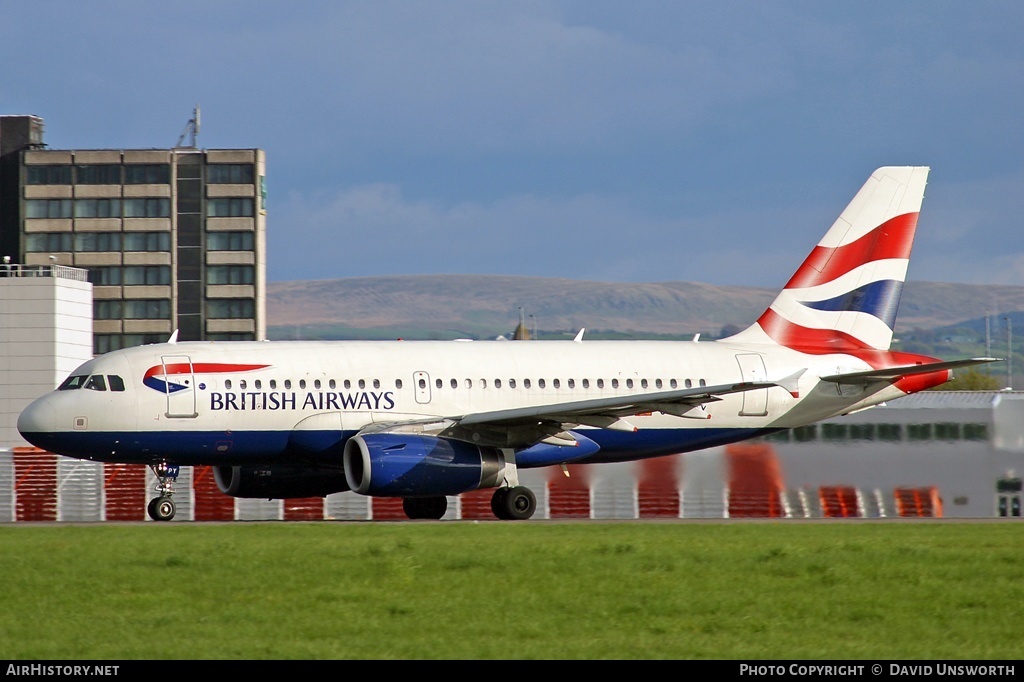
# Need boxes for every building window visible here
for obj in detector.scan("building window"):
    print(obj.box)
[74,232,122,252]
[877,424,902,441]
[87,266,122,286]
[94,300,122,319]
[123,198,170,218]
[206,231,254,251]
[207,265,254,285]
[124,164,170,184]
[74,198,121,218]
[26,165,72,185]
[207,164,254,184]
[75,165,122,185]
[124,299,171,319]
[207,299,255,319]
[123,232,171,251]
[207,198,254,217]
[848,424,876,440]
[907,424,933,441]
[821,424,848,441]
[94,333,164,355]
[963,423,989,441]
[123,265,171,286]
[25,233,72,252]
[25,199,72,219]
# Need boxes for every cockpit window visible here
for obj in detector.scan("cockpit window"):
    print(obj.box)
[58,375,88,390]
[84,375,107,391]
[108,375,125,391]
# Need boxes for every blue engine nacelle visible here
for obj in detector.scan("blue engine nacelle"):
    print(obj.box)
[343,433,505,497]
[214,465,350,499]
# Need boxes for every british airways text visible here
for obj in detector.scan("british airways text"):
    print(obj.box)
[209,391,396,411]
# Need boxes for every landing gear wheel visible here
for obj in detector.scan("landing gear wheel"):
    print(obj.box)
[491,487,510,519]
[403,496,448,520]
[492,486,536,520]
[148,496,176,521]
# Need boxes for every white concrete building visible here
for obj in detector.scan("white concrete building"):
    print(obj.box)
[0,262,92,448]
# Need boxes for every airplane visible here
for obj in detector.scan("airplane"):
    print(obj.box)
[17,166,998,522]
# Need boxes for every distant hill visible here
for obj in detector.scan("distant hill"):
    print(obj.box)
[266,275,1024,341]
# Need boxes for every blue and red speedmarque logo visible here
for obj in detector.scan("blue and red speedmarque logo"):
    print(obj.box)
[142,363,269,393]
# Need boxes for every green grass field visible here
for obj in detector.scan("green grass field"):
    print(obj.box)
[1,521,1021,660]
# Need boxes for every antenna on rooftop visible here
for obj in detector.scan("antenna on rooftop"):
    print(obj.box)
[175,104,201,148]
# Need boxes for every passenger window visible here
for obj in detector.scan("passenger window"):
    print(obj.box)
[84,375,107,391]
[626,379,634,389]
[539,379,546,389]
[358,379,365,389]
[685,379,692,388]
[107,375,125,391]
[225,380,233,390]
[299,379,306,389]
[670,379,677,389]
[344,380,351,389]
[612,379,619,389]
[255,380,262,389]
[582,379,590,388]
[567,379,574,389]
[58,375,88,390]
[314,379,321,389]
[641,379,648,389]
[524,379,531,389]
[419,378,426,389]
[329,379,336,389]
[451,378,457,389]
[655,379,662,389]
[495,379,502,388]
[396,379,403,389]
[597,379,604,389]
[699,379,707,387]
[270,379,277,389]
[373,379,380,389]
[436,378,443,389]
[552,379,559,389]
[465,379,472,388]
[285,379,292,389]
[239,380,247,390]
[509,379,517,389]
[480,379,487,388]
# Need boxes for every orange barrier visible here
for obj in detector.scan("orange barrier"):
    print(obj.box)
[894,486,943,517]
[725,443,786,517]
[819,485,860,518]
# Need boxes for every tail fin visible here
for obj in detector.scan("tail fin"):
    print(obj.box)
[728,166,930,353]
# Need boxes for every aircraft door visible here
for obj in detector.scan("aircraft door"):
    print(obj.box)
[161,355,198,418]
[735,353,768,417]
[413,371,431,404]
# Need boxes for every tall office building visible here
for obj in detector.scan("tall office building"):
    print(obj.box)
[0,114,266,354]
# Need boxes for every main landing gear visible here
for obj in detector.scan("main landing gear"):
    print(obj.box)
[147,462,180,522]
[400,486,538,520]
[491,486,537,520]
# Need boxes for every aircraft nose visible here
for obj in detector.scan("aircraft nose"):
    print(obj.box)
[17,397,56,445]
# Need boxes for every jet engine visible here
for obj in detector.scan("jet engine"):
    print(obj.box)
[213,464,350,498]
[343,433,505,497]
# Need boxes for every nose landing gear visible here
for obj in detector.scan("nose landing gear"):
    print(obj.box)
[147,462,180,521]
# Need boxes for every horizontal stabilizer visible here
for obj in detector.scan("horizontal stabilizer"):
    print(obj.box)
[821,358,1001,385]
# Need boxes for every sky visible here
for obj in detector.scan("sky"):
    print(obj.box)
[3,1,1023,289]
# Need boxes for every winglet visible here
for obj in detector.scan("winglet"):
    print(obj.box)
[574,328,585,342]
[774,369,807,398]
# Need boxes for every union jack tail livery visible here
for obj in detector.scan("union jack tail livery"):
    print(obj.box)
[729,166,929,354]
[18,166,999,522]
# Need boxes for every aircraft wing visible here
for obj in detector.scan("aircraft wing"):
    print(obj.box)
[363,369,806,448]
[820,357,1001,385]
